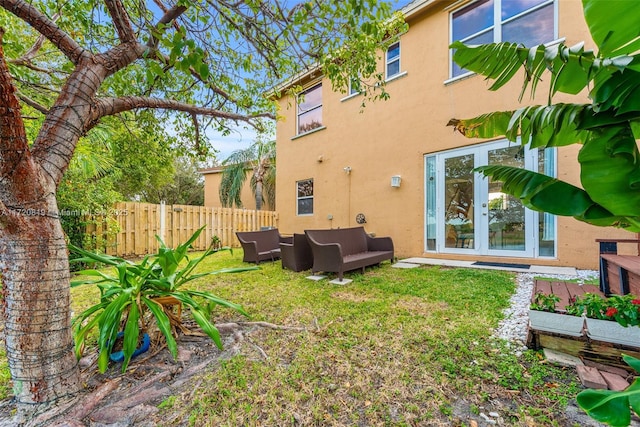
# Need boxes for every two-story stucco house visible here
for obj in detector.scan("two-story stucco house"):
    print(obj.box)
[272,0,635,270]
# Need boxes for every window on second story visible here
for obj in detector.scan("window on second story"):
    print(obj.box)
[296,179,314,215]
[349,76,361,96]
[450,0,556,79]
[386,42,401,79]
[297,84,322,134]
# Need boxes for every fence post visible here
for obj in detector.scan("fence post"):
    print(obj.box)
[160,201,166,244]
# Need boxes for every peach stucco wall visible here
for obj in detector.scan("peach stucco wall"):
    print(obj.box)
[274,0,635,269]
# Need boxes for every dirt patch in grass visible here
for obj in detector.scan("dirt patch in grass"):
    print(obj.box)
[330,291,377,303]
[393,296,449,315]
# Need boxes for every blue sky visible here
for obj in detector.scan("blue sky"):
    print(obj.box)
[208,0,414,163]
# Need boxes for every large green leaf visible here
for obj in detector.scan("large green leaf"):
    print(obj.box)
[577,379,640,426]
[514,104,591,148]
[623,354,640,373]
[186,289,249,317]
[476,165,618,221]
[97,292,131,357]
[578,124,640,216]
[449,104,591,148]
[447,112,512,140]
[121,303,140,372]
[583,0,640,57]
[191,308,223,350]
[591,68,640,115]
[450,41,597,98]
[143,296,178,359]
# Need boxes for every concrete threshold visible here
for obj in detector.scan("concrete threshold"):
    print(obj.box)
[399,257,578,276]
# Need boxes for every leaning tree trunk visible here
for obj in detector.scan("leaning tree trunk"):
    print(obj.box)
[0,28,82,421]
[0,197,81,421]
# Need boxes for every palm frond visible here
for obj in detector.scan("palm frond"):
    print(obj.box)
[583,0,640,57]
[450,41,632,101]
[449,104,592,148]
[578,123,640,217]
[476,165,637,230]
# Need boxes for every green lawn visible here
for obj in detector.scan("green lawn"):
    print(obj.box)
[3,250,582,425]
[151,250,579,426]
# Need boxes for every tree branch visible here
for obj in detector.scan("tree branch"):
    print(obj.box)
[0,27,30,157]
[94,96,275,123]
[0,0,88,65]
[9,12,59,66]
[146,3,188,50]
[17,92,49,114]
[0,27,48,219]
[104,0,136,44]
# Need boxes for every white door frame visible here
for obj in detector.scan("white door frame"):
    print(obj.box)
[426,140,538,257]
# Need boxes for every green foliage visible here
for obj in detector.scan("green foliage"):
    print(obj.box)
[577,354,640,427]
[140,157,205,205]
[57,125,122,263]
[530,292,560,312]
[565,293,610,319]
[70,227,256,373]
[448,0,640,232]
[4,0,406,145]
[566,293,640,326]
[58,113,205,258]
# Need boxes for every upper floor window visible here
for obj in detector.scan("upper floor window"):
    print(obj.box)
[297,84,322,134]
[386,42,401,79]
[349,77,361,96]
[451,0,556,78]
[296,179,314,215]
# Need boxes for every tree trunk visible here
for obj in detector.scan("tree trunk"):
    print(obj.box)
[0,28,82,420]
[255,179,263,211]
[0,194,81,420]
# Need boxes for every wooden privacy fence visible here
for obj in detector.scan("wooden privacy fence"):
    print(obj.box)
[86,202,278,257]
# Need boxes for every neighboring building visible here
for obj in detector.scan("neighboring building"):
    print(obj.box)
[273,0,635,270]
[201,166,275,211]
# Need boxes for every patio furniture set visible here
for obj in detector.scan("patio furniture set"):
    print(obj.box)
[235,226,394,280]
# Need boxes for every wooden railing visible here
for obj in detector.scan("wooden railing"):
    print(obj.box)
[85,202,278,257]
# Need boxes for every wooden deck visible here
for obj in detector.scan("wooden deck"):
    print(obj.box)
[532,280,605,313]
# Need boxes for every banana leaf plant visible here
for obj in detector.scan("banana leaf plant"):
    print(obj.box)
[449,0,640,424]
[70,226,257,373]
[577,354,640,427]
[448,0,640,232]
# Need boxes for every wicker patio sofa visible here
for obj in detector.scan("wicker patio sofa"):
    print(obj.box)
[304,226,394,280]
[280,233,314,272]
[236,228,292,264]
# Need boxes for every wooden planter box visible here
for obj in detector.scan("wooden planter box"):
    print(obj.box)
[528,310,585,337]
[585,318,640,347]
[528,310,640,371]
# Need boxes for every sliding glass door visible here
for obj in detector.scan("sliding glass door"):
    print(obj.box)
[425,140,555,258]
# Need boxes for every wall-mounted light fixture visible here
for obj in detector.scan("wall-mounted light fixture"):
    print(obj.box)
[343,166,352,174]
[391,175,402,188]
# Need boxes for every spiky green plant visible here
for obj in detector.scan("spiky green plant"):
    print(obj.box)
[70,227,257,373]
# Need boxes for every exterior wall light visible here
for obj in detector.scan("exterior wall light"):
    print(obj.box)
[391,175,401,188]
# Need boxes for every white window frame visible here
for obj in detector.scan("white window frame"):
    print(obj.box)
[449,0,558,80]
[296,179,314,216]
[296,83,323,135]
[386,41,401,79]
[348,76,361,96]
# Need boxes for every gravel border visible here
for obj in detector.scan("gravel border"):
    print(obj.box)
[493,270,600,355]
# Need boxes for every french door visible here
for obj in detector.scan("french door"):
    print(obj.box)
[425,140,550,257]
